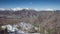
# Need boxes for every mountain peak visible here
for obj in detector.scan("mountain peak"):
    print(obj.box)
[0,8,33,11]
[0,8,59,11]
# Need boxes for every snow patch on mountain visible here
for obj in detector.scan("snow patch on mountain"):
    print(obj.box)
[0,8,56,11]
[11,8,23,11]
[0,8,6,11]
[39,8,55,11]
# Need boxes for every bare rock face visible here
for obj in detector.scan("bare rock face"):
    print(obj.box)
[1,22,39,34]
[18,22,38,33]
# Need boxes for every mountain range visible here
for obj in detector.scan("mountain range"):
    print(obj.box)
[0,8,60,34]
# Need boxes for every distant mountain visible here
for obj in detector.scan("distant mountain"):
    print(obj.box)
[0,9,39,18]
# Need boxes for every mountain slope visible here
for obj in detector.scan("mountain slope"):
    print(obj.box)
[0,9,60,34]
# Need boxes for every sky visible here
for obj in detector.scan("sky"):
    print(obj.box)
[0,0,60,10]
